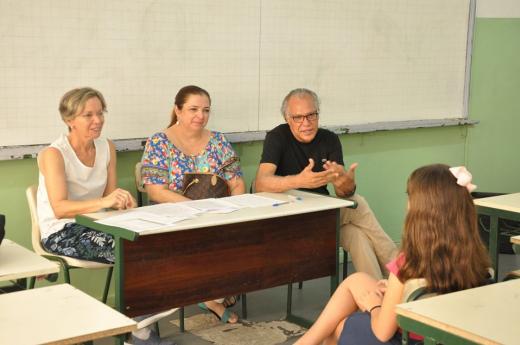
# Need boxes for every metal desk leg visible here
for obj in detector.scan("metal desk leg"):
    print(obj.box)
[286,283,293,316]
[115,238,125,345]
[489,215,499,277]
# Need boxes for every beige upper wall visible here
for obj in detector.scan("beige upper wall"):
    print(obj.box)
[477,0,520,17]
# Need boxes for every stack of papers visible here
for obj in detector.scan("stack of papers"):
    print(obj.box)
[181,199,240,213]
[221,194,288,208]
[95,211,187,232]
[95,194,289,233]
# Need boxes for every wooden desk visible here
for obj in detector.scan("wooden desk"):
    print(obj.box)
[0,283,136,344]
[396,279,520,345]
[0,239,59,286]
[76,191,353,321]
[474,193,520,275]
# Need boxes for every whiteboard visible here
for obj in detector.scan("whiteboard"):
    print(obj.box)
[0,0,471,149]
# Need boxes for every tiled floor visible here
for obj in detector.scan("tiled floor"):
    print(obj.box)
[98,252,520,345]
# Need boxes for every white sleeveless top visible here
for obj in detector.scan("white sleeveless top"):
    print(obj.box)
[37,134,110,240]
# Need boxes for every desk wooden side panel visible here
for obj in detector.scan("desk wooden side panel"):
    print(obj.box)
[122,209,336,317]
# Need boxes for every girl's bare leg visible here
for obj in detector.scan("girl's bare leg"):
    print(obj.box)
[294,272,378,345]
[322,317,346,345]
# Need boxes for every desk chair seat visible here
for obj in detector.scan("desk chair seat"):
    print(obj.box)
[25,185,113,303]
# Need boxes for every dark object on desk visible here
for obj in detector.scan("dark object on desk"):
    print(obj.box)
[181,157,238,200]
[182,172,230,200]
[0,214,5,245]
[472,192,520,254]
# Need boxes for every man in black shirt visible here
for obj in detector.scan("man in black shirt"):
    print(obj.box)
[255,88,397,279]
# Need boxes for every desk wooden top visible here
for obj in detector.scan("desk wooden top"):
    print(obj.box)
[474,192,520,213]
[84,190,354,236]
[396,279,520,345]
[511,235,520,245]
[0,239,59,282]
[0,284,136,345]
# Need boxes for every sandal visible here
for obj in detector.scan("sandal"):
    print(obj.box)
[198,302,238,324]
[222,295,238,308]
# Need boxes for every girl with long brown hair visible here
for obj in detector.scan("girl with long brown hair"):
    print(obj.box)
[295,164,491,345]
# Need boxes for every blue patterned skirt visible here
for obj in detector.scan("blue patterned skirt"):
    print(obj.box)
[42,223,115,264]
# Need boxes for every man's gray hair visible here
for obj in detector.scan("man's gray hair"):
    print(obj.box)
[280,88,320,117]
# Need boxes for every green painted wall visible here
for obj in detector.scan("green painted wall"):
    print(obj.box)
[0,18,518,299]
[466,19,520,192]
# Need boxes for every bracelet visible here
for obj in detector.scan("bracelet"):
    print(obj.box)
[368,305,381,313]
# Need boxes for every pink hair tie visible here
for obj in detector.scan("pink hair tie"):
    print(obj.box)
[449,166,477,192]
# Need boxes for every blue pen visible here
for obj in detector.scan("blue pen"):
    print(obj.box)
[272,200,290,207]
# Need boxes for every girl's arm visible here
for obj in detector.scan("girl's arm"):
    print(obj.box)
[369,273,404,341]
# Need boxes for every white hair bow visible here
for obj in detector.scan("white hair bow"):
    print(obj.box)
[449,166,477,192]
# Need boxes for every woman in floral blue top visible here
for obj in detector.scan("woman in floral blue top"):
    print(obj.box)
[141,85,245,202]
[140,85,245,323]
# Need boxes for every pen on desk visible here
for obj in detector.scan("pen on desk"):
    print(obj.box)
[272,201,291,207]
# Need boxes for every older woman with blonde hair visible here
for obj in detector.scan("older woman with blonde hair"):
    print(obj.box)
[38,87,135,263]
[38,87,175,345]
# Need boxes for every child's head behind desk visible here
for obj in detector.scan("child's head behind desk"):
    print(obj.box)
[399,164,491,294]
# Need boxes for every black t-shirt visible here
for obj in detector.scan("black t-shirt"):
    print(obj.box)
[260,124,344,195]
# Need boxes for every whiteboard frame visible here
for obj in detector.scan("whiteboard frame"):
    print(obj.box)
[0,118,477,160]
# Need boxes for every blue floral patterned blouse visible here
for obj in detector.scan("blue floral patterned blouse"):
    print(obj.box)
[141,131,243,192]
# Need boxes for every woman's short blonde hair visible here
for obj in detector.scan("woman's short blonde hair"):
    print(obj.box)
[59,87,107,125]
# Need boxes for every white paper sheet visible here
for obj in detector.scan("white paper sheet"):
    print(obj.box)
[138,202,202,217]
[181,198,240,213]
[95,211,190,233]
[221,194,288,208]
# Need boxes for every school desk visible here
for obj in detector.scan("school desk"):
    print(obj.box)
[396,279,520,345]
[76,190,353,327]
[474,192,520,275]
[0,239,59,290]
[0,283,136,344]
